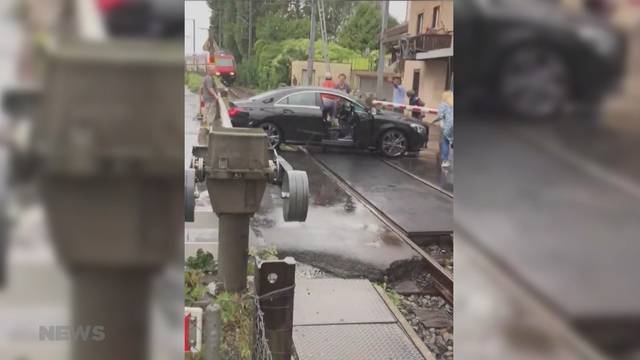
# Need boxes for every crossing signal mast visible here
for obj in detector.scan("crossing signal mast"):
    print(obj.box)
[317,0,330,73]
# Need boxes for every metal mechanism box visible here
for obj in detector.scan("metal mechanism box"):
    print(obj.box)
[206,128,271,214]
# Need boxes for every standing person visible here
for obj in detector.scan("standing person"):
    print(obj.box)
[292,75,298,86]
[202,64,220,129]
[433,91,453,169]
[406,89,425,122]
[391,76,406,112]
[334,73,351,94]
[320,72,338,122]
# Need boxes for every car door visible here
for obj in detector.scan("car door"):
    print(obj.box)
[274,91,324,142]
[351,100,374,148]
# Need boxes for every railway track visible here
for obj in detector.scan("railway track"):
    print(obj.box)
[226,85,255,100]
[301,147,454,359]
[300,147,453,304]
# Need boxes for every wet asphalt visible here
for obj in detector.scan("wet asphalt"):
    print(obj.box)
[309,149,453,236]
[456,118,640,325]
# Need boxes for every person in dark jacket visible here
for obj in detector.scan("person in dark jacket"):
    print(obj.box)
[406,89,425,121]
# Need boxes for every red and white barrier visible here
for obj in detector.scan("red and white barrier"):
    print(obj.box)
[371,100,438,115]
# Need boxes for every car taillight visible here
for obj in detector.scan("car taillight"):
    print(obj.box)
[97,0,128,12]
[228,107,241,117]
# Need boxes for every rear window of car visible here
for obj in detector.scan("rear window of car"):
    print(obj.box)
[280,92,317,106]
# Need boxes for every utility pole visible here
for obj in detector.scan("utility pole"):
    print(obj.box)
[307,0,316,85]
[376,1,388,98]
[248,0,253,59]
[187,18,196,68]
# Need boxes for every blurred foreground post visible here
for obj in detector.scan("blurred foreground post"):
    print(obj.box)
[37,40,183,360]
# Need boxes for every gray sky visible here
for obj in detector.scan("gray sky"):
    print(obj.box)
[184,0,408,55]
[184,1,211,55]
[389,1,408,23]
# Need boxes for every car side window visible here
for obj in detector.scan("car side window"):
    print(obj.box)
[285,92,317,107]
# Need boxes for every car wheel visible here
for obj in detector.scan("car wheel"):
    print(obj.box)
[499,47,569,118]
[379,129,408,158]
[260,122,282,149]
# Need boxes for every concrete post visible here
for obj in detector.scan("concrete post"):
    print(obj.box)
[72,270,152,360]
[202,304,222,360]
[218,214,250,293]
[255,258,296,360]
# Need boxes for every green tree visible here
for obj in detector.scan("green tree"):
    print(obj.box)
[255,15,311,43]
[322,0,356,40]
[337,3,399,54]
[252,39,360,89]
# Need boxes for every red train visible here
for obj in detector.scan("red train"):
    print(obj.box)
[208,51,236,86]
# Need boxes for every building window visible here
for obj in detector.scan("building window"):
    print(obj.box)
[432,6,440,30]
[412,70,420,96]
[416,13,424,34]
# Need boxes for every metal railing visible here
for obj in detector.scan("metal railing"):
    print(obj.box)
[404,33,452,59]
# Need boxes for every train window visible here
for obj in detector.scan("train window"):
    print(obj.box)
[215,58,234,66]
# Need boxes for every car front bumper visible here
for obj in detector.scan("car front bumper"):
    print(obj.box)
[407,128,428,152]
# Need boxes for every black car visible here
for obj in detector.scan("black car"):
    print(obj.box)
[455,0,626,118]
[228,87,428,158]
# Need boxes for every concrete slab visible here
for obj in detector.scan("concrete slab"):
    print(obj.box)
[312,151,453,235]
[293,278,395,326]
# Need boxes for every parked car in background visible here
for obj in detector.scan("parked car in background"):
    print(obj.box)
[228,87,428,158]
[455,0,626,118]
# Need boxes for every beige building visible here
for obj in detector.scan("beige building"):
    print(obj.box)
[398,0,453,108]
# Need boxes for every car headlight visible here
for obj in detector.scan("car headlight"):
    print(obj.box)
[577,24,617,56]
[410,123,426,134]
